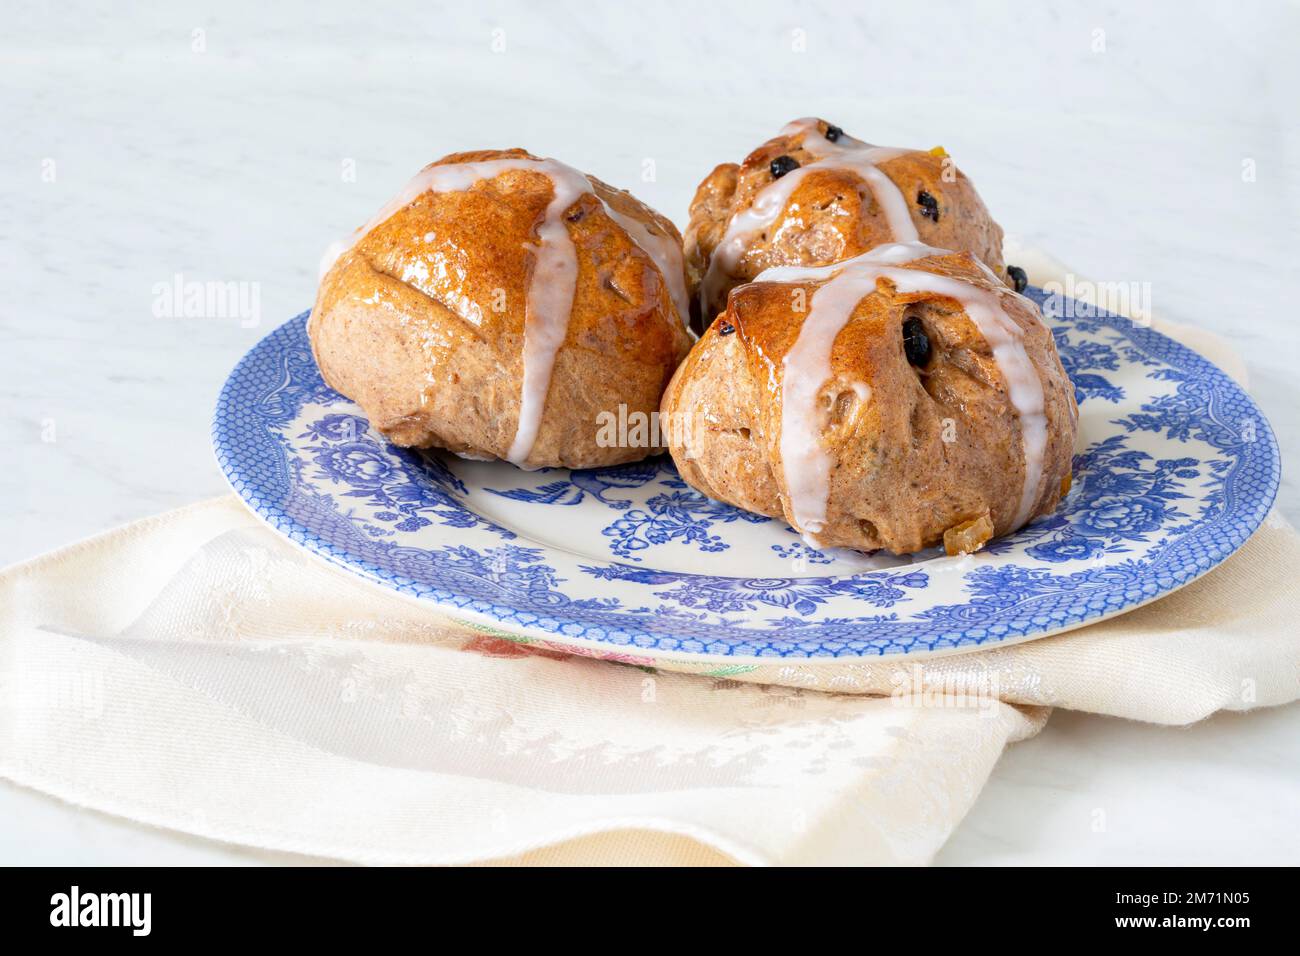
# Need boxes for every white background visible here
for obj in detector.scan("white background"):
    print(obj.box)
[2,0,1297,864]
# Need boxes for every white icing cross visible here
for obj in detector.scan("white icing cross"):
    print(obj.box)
[698,118,920,320]
[319,157,689,467]
[755,241,1048,544]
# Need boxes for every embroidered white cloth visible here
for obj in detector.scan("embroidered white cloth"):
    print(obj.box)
[0,246,1296,866]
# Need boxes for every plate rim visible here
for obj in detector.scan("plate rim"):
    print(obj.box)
[213,490,1238,667]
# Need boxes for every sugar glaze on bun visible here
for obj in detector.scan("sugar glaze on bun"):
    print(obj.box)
[309,149,693,469]
[661,242,1077,556]
[685,118,1008,329]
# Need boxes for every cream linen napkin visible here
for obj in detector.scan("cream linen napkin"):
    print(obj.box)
[0,247,1296,866]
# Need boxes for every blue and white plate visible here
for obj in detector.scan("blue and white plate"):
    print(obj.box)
[213,289,1279,667]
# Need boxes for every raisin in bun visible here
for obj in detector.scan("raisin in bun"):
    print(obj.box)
[660,242,1077,556]
[309,148,693,469]
[685,118,1009,329]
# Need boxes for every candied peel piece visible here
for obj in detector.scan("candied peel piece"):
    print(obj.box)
[943,511,994,556]
[928,145,948,158]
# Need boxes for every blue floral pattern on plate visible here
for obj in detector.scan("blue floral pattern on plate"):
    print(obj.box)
[212,287,1279,661]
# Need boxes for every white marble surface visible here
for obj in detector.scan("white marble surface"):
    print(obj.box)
[1,0,1297,865]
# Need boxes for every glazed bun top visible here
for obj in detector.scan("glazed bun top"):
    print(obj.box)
[660,241,1077,555]
[310,149,693,469]
[685,118,1007,328]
